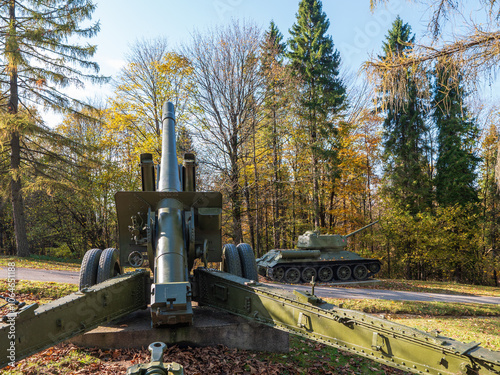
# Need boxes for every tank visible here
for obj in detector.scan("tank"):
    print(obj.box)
[256,221,381,283]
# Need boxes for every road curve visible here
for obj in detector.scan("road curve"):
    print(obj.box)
[1,267,499,305]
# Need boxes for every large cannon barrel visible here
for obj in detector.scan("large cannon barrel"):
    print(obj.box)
[150,101,191,326]
[154,102,186,285]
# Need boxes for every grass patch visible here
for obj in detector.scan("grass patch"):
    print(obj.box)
[326,297,500,317]
[0,280,77,301]
[391,316,500,352]
[337,279,500,297]
[0,255,81,271]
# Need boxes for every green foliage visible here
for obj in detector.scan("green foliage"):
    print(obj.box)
[433,64,479,207]
[0,0,106,112]
[379,202,490,283]
[0,0,106,257]
[288,0,346,229]
[380,17,432,215]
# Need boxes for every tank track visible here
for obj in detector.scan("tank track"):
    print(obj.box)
[260,259,381,283]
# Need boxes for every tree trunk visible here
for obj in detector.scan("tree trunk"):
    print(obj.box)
[272,111,281,249]
[8,0,30,257]
[312,131,320,230]
[252,118,260,254]
[243,175,255,250]
[10,130,29,257]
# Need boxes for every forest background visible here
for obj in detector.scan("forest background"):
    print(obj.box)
[0,0,499,286]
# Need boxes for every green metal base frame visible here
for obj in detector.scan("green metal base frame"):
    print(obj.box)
[0,269,150,369]
[192,268,500,375]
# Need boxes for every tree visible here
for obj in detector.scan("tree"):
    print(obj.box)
[107,37,195,166]
[367,1,500,112]
[183,21,262,244]
[45,105,128,255]
[479,120,500,285]
[288,0,346,230]
[380,17,432,214]
[0,0,106,256]
[260,21,289,249]
[433,63,479,207]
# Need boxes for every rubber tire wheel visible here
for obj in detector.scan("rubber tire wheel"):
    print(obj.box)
[368,262,381,274]
[79,248,102,290]
[222,244,243,277]
[237,243,259,281]
[269,266,285,281]
[284,267,301,283]
[353,264,368,280]
[96,248,121,284]
[301,267,317,282]
[336,265,352,281]
[318,266,333,282]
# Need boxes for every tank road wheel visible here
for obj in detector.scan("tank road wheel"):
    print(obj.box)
[97,248,121,284]
[268,266,285,282]
[336,265,352,281]
[368,262,381,274]
[284,267,301,284]
[79,248,102,290]
[301,267,317,282]
[222,244,243,277]
[353,264,368,280]
[318,266,334,282]
[237,243,259,281]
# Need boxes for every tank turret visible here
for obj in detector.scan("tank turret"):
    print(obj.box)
[256,221,381,284]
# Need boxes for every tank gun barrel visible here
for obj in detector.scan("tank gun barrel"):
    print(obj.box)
[345,220,379,238]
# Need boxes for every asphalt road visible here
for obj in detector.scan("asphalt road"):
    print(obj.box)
[1,266,500,305]
[267,283,500,305]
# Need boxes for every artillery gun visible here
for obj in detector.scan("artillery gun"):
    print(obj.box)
[1,102,500,375]
[256,222,381,283]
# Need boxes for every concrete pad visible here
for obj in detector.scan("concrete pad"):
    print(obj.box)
[68,305,289,353]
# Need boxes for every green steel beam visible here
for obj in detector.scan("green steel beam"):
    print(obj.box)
[193,268,500,375]
[0,269,150,369]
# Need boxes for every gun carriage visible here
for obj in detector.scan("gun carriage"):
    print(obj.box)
[1,102,499,375]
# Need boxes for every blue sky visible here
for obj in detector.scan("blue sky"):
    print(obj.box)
[92,0,429,76]
[54,0,497,126]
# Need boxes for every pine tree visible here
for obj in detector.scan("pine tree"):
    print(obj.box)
[433,63,479,207]
[381,17,431,214]
[288,0,346,230]
[0,0,106,256]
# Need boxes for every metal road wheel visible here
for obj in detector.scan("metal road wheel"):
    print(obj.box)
[79,248,102,290]
[268,266,285,282]
[336,265,352,281]
[353,264,368,280]
[318,266,334,282]
[368,262,381,274]
[284,267,301,283]
[301,267,317,282]
[222,244,243,277]
[237,243,259,281]
[96,248,121,284]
